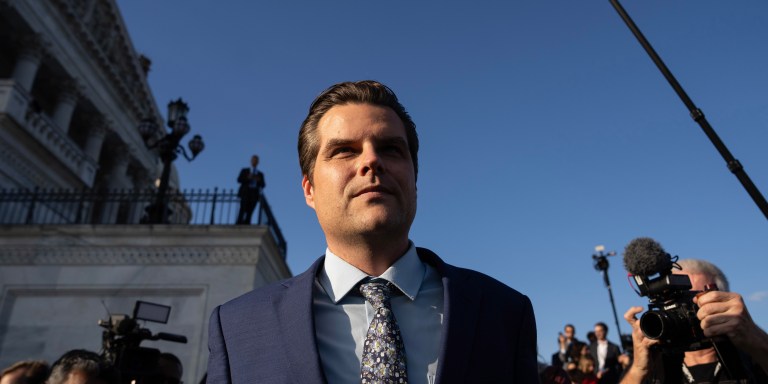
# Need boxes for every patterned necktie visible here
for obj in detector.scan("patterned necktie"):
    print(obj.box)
[359,281,408,384]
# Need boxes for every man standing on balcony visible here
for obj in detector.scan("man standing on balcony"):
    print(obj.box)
[235,154,265,225]
[208,80,538,383]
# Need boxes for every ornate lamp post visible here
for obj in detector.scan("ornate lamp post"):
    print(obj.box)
[138,98,204,223]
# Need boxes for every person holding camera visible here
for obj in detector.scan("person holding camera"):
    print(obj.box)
[620,259,768,384]
[553,324,581,368]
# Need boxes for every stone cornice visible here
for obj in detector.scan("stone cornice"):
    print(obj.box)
[0,225,285,267]
[50,0,161,123]
[0,246,265,265]
[3,285,206,297]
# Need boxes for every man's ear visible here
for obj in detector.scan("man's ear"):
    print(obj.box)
[302,174,315,209]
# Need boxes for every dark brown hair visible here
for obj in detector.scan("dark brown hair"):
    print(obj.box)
[47,350,117,384]
[1,360,50,384]
[298,80,419,182]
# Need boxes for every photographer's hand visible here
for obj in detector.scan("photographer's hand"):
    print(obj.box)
[620,306,660,384]
[695,291,768,374]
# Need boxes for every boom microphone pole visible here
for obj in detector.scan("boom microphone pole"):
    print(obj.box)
[608,0,768,221]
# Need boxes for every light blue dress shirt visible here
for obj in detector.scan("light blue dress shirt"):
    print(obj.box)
[313,243,444,384]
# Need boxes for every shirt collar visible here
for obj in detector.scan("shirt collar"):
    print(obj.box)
[319,242,424,303]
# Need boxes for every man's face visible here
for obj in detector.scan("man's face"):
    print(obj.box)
[594,325,607,341]
[250,156,259,167]
[564,325,575,339]
[302,103,417,243]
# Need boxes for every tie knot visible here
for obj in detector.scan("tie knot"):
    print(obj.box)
[359,281,394,309]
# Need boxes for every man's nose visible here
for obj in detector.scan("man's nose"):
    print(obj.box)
[358,146,384,176]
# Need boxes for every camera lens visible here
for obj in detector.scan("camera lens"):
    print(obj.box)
[639,310,668,340]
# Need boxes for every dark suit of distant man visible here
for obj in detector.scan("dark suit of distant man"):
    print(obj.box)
[590,322,623,384]
[236,155,265,225]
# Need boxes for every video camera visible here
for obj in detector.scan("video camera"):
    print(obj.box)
[623,237,748,380]
[99,301,187,384]
[632,266,714,352]
[624,238,711,352]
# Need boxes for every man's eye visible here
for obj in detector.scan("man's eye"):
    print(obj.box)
[332,147,354,156]
[382,145,404,155]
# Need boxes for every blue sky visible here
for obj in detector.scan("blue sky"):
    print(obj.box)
[117,1,768,363]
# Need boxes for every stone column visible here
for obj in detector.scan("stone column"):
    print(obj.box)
[51,81,80,133]
[96,144,132,223]
[130,164,156,191]
[84,119,108,162]
[11,36,44,92]
[106,145,132,189]
[127,167,153,223]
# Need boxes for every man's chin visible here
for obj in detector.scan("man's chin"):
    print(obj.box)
[356,213,409,234]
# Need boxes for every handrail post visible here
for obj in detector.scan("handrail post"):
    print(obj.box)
[209,187,218,225]
[25,187,39,224]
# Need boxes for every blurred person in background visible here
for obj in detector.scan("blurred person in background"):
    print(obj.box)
[553,324,582,368]
[0,360,49,384]
[590,322,622,384]
[46,350,116,384]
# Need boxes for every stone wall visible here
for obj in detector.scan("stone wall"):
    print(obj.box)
[0,224,291,383]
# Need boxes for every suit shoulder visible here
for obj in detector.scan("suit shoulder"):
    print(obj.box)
[217,276,288,312]
[447,263,531,303]
[217,257,321,313]
[419,247,531,303]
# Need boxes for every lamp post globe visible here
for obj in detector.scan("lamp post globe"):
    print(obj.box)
[140,98,203,224]
[166,98,189,129]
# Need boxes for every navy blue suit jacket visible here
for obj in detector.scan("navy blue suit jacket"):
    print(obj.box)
[207,248,539,383]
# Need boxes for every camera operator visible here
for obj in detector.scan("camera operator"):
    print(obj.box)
[621,259,768,383]
[552,324,581,368]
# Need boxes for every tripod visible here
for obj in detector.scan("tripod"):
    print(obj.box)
[592,245,624,353]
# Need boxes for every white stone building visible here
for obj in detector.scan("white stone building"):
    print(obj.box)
[0,1,291,382]
[0,0,164,192]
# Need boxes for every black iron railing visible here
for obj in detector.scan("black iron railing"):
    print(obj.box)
[0,187,287,258]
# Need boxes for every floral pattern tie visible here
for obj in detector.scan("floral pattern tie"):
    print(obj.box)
[359,281,408,384]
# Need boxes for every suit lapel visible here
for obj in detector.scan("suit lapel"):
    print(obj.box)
[417,249,482,384]
[276,257,327,384]
[279,249,483,384]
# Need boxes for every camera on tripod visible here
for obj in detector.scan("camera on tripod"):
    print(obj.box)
[99,301,187,384]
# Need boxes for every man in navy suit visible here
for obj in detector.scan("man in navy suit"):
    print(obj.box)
[236,154,265,225]
[207,80,539,383]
